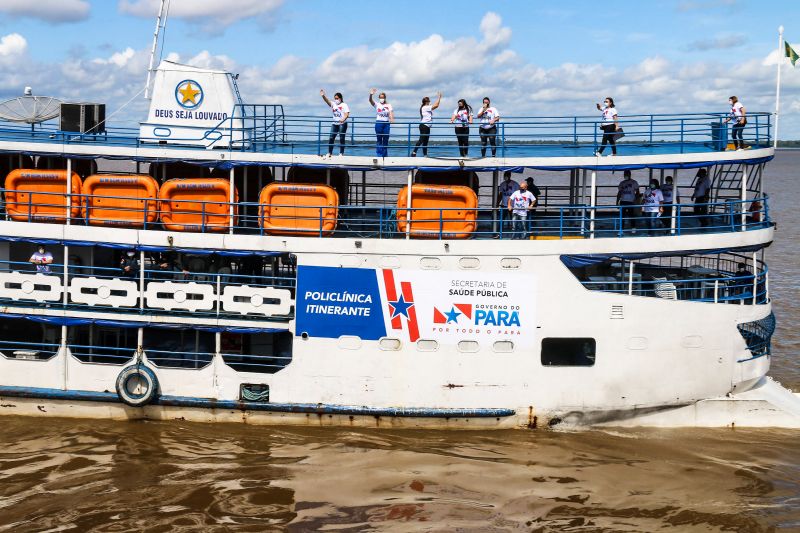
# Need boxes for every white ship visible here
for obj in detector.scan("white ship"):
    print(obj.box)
[0,18,798,429]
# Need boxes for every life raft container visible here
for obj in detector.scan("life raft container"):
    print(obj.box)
[259,182,339,236]
[82,174,159,227]
[4,169,82,223]
[396,184,478,239]
[159,178,238,232]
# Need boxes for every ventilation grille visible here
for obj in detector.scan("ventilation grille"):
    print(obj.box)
[610,305,624,319]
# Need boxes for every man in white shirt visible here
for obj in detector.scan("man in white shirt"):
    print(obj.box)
[477,97,500,157]
[507,181,536,239]
[29,245,53,273]
[642,180,664,235]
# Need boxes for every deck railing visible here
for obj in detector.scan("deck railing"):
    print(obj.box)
[0,111,773,156]
[0,188,771,240]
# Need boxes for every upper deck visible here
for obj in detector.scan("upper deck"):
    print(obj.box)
[0,110,774,170]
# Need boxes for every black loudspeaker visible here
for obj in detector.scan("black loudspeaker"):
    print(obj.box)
[60,103,106,134]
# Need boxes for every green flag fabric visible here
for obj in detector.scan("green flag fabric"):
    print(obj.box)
[786,40,799,66]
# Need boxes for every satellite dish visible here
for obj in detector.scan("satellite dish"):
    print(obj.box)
[0,95,62,124]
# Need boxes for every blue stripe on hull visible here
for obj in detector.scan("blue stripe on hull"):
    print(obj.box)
[0,385,515,418]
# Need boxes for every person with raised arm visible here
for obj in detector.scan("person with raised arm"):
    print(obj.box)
[594,97,619,157]
[412,91,441,157]
[369,89,394,157]
[476,97,500,157]
[450,99,473,157]
[320,89,350,158]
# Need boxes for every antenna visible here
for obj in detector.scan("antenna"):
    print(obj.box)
[144,0,168,99]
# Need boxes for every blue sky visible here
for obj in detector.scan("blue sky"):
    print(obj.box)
[1,0,799,137]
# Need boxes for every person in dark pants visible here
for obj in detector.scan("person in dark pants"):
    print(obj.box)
[724,96,747,150]
[690,168,712,228]
[476,97,500,157]
[412,92,441,157]
[368,88,394,157]
[616,170,639,233]
[320,89,350,158]
[496,171,519,236]
[450,99,473,157]
[594,97,619,157]
[120,250,140,279]
[525,177,541,236]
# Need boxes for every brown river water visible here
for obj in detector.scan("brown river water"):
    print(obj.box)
[1,152,799,532]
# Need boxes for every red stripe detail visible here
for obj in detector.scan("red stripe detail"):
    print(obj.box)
[433,307,447,324]
[455,303,472,319]
[400,281,419,342]
[382,269,402,329]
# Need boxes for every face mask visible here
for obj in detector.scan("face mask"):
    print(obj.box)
[650,185,656,190]
[127,252,135,257]
[379,98,386,104]
[334,98,341,104]
[38,248,44,254]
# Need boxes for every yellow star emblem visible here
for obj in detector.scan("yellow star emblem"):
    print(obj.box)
[178,82,201,105]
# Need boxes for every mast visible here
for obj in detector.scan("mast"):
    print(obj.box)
[144,0,168,99]
[774,25,784,149]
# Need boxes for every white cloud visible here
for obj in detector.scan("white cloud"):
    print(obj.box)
[0,0,89,23]
[119,0,283,31]
[0,34,27,59]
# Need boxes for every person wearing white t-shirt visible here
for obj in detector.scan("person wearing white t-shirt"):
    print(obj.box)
[29,245,53,273]
[724,95,747,150]
[507,181,536,239]
[449,99,473,157]
[642,179,664,234]
[369,88,394,157]
[320,89,350,158]
[412,92,442,157]
[476,97,500,157]
[594,97,619,156]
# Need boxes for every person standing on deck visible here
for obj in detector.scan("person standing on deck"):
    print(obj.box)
[476,97,500,157]
[450,99,473,157]
[594,97,619,157]
[691,168,712,228]
[497,171,519,235]
[29,245,53,273]
[320,89,350,158]
[508,181,536,240]
[412,92,442,157]
[369,89,394,157]
[724,96,747,151]
[642,179,664,235]
[525,177,541,237]
[660,175,678,228]
[616,170,639,232]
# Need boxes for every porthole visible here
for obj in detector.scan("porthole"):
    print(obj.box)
[380,256,401,269]
[493,340,514,353]
[416,339,439,352]
[500,257,521,269]
[459,257,480,270]
[338,335,362,350]
[379,337,402,351]
[458,340,479,353]
[420,257,442,270]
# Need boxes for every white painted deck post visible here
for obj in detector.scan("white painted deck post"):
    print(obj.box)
[405,169,413,240]
[492,170,499,233]
[229,167,235,234]
[139,250,146,311]
[66,158,72,226]
[628,262,634,295]
[741,165,748,229]
[752,251,758,304]
[589,170,596,238]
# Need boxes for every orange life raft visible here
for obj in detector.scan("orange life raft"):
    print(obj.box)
[159,178,238,232]
[259,183,339,236]
[4,169,82,223]
[82,174,159,227]
[396,184,478,239]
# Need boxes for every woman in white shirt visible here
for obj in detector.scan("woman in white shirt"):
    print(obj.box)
[724,95,747,150]
[450,99,473,157]
[594,97,619,156]
[476,97,500,157]
[320,89,350,158]
[412,92,441,157]
[369,88,394,157]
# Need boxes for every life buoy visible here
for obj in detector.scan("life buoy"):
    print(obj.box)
[115,365,159,407]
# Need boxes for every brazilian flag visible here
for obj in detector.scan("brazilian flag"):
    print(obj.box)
[787,40,799,66]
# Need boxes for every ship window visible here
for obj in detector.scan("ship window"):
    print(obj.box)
[337,335,362,350]
[458,340,479,353]
[222,331,292,374]
[541,338,596,367]
[416,339,439,352]
[493,340,514,353]
[0,316,60,361]
[69,325,137,365]
[145,328,215,369]
[379,337,402,351]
